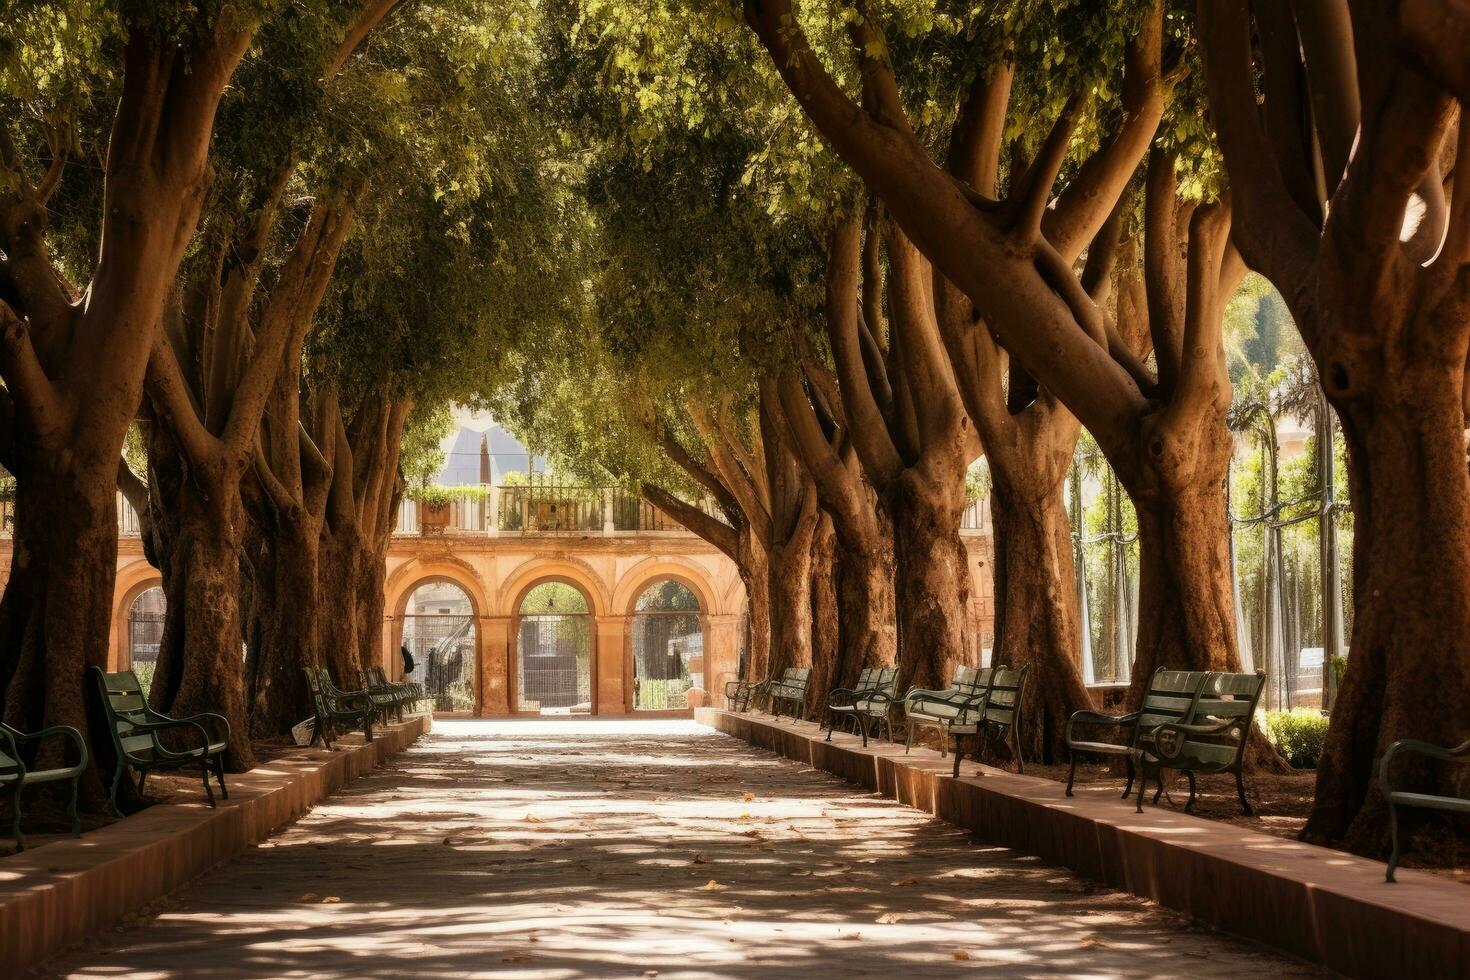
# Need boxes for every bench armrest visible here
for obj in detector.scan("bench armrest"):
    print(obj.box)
[1065,709,1139,744]
[902,687,952,702]
[1147,718,1250,763]
[0,726,21,776]
[168,712,231,745]
[130,718,215,760]
[1379,737,1470,794]
[4,723,89,774]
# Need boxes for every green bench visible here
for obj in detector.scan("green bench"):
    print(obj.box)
[362,666,420,722]
[766,667,812,720]
[303,667,375,748]
[1378,736,1470,881]
[823,666,899,745]
[947,664,1029,778]
[724,675,759,713]
[0,722,87,850]
[902,665,989,757]
[1065,668,1209,802]
[1113,670,1266,815]
[92,666,230,814]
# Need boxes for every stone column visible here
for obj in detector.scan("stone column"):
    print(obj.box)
[479,615,514,715]
[703,613,741,708]
[601,488,615,534]
[593,614,628,714]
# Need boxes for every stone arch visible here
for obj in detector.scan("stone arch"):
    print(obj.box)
[384,558,490,714]
[612,557,718,617]
[498,556,611,619]
[110,560,164,671]
[506,569,602,715]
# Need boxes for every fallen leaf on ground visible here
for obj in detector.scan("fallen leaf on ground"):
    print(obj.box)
[298,893,318,902]
[523,814,543,823]
[693,852,708,864]
[951,950,972,961]
[892,876,921,886]
[700,880,728,891]
[876,913,902,924]
[321,896,341,904]
[1079,935,1111,949]
[742,792,755,802]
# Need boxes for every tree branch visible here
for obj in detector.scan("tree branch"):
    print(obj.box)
[642,483,738,559]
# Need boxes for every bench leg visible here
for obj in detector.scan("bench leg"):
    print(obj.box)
[201,764,216,808]
[1184,771,1198,812]
[1152,774,1165,805]
[1121,755,1135,800]
[68,775,81,837]
[109,764,126,818]
[1010,723,1024,775]
[1234,769,1252,816]
[904,723,913,754]
[1385,801,1401,883]
[137,769,148,797]
[952,735,963,779]
[8,786,25,852]
[215,756,229,801]
[1065,753,1078,797]
[824,706,834,741]
[860,716,870,748]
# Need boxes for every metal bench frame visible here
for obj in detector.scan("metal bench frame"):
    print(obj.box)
[824,667,899,746]
[304,667,375,749]
[0,721,87,850]
[767,667,812,721]
[947,664,1029,778]
[1378,736,1470,882]
[1065,668,1210,801]
[1134,670,1266,815]
[91,666,230,816]
[903,666,989,758]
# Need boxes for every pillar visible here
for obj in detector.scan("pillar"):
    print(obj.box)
[593,614,628,713]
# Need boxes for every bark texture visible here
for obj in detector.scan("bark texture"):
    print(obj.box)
[1199,0,1470,845]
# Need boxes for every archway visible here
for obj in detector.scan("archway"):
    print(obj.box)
[630,579,703,710]
[516,581,592,714]
[126,586,166,696]
[401,580,478,713]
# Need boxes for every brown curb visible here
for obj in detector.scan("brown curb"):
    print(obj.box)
[0,713,431,976]
[698,708,1469,979]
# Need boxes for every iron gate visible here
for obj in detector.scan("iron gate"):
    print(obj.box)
[517,614,591,712]
[632,612,701,709]
[401,614,476,712]
[127,587,166,697]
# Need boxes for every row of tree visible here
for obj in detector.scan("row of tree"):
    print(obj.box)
[0,1,570,802]
[495,0,1469,854]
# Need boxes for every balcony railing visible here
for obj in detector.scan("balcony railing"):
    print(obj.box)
[0,487,988,539]
[393,485,720,537]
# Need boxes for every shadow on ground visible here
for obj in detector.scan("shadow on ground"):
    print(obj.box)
[39,719,1320,979]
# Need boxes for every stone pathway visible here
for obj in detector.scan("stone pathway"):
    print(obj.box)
[43,720,1319,978]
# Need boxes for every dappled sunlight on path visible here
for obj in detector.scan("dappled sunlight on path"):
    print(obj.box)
[43,720,1316,978]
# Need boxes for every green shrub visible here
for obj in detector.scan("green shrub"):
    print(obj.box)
[1264,708,1330,768]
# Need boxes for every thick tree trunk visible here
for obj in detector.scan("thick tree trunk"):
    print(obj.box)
[0,467,119,800]
[834,530,896,685]
[738,540,772,686]
[317,525,364,682]
[989,472,1090,763]
[149,482,255,770]
[805,514,841,716]
[245,523,319,736]
[766,518,817,694]
[1125,479,1239,692]
[1304,390,1470,851]
[891,472,969,693]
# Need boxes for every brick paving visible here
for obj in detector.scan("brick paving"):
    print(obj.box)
[42,719,1319,978]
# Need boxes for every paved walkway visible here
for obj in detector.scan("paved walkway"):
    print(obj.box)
[44,720,1317,978]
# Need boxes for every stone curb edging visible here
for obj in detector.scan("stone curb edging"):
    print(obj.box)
[0,713,431,977]
[697,707,1470,979]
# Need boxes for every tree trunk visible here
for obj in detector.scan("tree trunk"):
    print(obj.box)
[0,466,120,801]
[834,527,896,685]
[891,471,969,693]
[805,513,841,716]
[1304,388,1470,852]
[317,524,364,681]
[245,522,320,736]
[738,538,772,685]
[766,518,817,691]
[989,470,1090,763]
[149,481,255,770]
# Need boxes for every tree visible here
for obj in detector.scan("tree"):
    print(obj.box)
[0,2,257,792]
[1198,1,1470,848]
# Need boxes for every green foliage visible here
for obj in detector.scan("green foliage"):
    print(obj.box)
[1263,708,1330,769]
[400,406,455,490]
[406,484,488,506]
